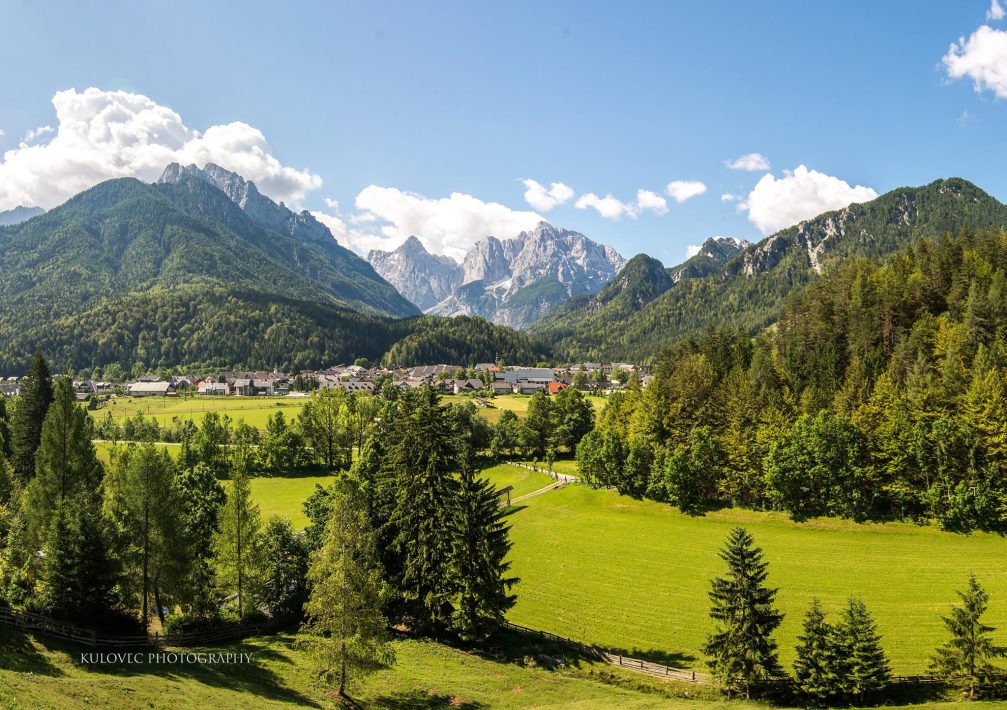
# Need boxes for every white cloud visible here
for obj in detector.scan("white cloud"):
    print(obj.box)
[666,179,707,203]
[351,186,542,261]
[575,192,636,220]
[989,0,1005,21]
[323,197,340,210]
[724,152,771,171]
[741,165,878,234]
[635,189,668,215]
[521,178,574,211]
[22,125,54,144]
[685,244,702,259]
[0,128,6,137]
[721,193,738,202]
[943,25,1007,99]
[0,87,322,211]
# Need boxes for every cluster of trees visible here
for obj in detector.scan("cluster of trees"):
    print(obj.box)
[0,353,518,698]
[578,230,1007,531]
[490,388,595,462]
[705,528,1007,702]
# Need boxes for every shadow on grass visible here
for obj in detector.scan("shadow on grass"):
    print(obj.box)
[18,630,320,708]
[603,645,697,668]
[500,505,528,517]
[367,690,487,709]
[0,627,64,676]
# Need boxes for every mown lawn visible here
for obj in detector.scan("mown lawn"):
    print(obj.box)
[505,484,1007,675]
[224,473,336,530]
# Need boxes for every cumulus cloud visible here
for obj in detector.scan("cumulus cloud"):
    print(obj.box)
[685,244,702,259]
[350,186,543,261]
[0,87,322,211]
[943,25,1007,99]
[521,178,574,211]
[990,0,1005,21]
[724,152,771,171]
[666,179,707,203]
[636,189,668,215]
[740,165,877,234]
[721,193,739,202]
[575,193,636,220]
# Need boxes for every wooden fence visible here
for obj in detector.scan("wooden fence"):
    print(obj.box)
[502,621,701,683]
[0,605,266,648]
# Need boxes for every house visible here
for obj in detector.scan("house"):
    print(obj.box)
[233,378,254,396]
[197,381,230,396]
[474,363,500,373]
[490,381,513,395]
[337,381,376,393]
[452,378,484,394]
[500,368,557,384]
[0,383,19,397]
[547,381,569,395]
[128,381,175,397]
[252,379,275,395]
[513,382,546,395]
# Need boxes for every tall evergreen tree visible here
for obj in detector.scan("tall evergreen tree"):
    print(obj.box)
[10,350,54,481]
[836,597,891,702]
[793,598,842,703]
[304,477,392,698]
[702,527,785,698]
[0,396,11,460]
[931,575,1007,698]
[214,463,263,620]
[449,465,518,641]
[384,386,460,629]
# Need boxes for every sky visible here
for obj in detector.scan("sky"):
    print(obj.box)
[1,0,1007,265]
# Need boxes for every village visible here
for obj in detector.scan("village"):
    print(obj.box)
[0,361,653,401]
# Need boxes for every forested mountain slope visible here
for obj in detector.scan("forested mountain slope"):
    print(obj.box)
[535,179,1007,361]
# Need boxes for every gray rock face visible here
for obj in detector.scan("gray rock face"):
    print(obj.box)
[425,222,626,328]
[0,206,44,227]
[158,162,333,246]
[367,236,463,310]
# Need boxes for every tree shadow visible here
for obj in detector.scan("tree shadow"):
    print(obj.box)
[500,504,528,517]
[75,634,321,708]
[603,645,697,668]
[368,689,487,709]
[0,627,65,677]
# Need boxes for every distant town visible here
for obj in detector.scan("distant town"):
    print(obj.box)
[0,362,653,401]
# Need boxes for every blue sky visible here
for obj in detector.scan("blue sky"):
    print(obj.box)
[1,0,1006,264]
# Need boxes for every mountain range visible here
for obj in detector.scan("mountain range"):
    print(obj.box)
[3,164,1006,373]
[531,177,1007,360]
[368,222,625,328]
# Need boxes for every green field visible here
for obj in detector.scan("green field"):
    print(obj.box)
[480,464,556,499]
[0,626,750,709]
[505,484,1007,675]
[90,396,309,429]
[232,474,336,529]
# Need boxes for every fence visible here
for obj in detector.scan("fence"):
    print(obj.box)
[0,605,266,648]
[502,620,701,683]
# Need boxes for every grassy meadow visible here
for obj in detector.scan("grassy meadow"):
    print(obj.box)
[503,483,1007,675]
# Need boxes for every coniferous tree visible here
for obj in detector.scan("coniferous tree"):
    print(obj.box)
[384,386,460,629]
[0,396,11,460]
[931,575,1007,698]
[702,527,785,698]
[10,351,54,481]
[214,463,263,620]
[449,465,518,641]
[304,477,392,698]
[793,598,842,703]
[836,597,891,702]
[176,462,226,617]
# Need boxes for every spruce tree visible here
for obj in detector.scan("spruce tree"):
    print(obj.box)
[931,575,1007,698]
[384,386,460,630]
[0,396,11,460]
[836,597,891,702]
[793,598,841,703]
[10,351,54,481]
[702,527,785,698]
[449,465,518,641]
[304,477,392,698]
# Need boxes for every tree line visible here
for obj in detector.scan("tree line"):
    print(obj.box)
[578,229,1007,532]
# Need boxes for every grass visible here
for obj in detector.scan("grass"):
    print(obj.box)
[231,473,337,529]
[88,396,308,429]
[504,484,1007,675]
[0,626,754,709]
[479,464,557,499]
